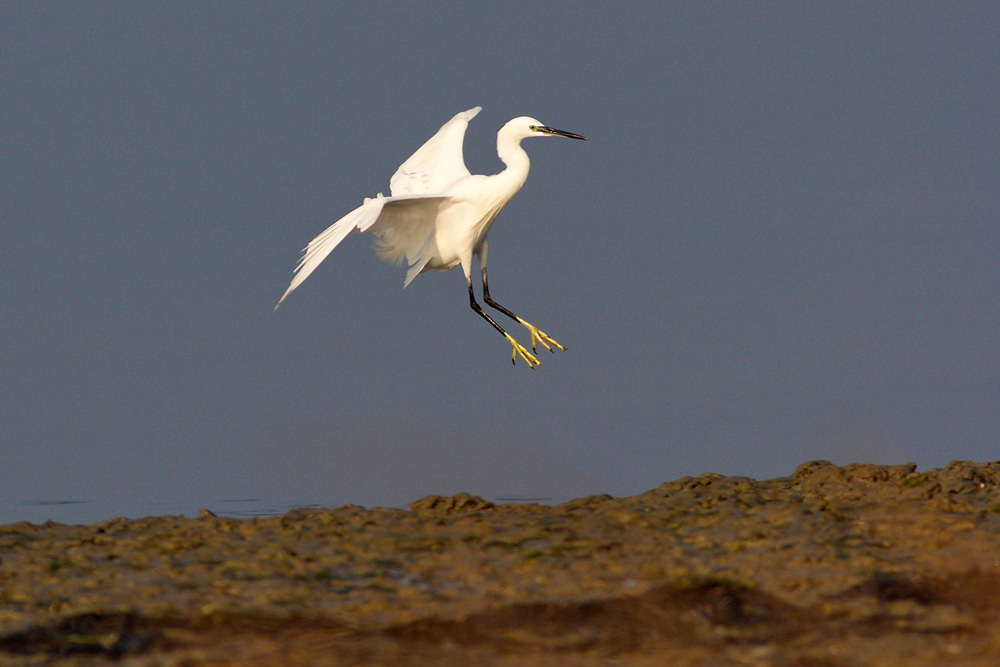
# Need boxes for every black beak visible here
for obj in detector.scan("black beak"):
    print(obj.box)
[538,126,587,140]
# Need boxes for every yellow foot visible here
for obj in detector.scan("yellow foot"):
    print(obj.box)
[516,319,568,354]
[505,333,540,368]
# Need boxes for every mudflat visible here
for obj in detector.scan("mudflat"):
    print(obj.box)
[2,460,999,666]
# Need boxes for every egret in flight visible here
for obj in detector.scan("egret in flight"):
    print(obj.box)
[275,106,586,368]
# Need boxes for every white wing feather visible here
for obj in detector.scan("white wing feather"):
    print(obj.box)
[275,194,449,308]
[371,196,447,267]
[276,107,482,308]
[389,106,481,196]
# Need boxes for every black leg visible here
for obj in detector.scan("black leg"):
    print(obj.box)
[480,267,567,353]
[481,268,522,324]
[469,281,511,339]
[468,280,539,367]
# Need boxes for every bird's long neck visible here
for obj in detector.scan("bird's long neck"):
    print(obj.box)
[495,132,531,194]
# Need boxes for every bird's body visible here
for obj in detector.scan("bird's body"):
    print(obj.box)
[276,106,586,367]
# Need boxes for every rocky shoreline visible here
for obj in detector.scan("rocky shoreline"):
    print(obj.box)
[2,460,999,666]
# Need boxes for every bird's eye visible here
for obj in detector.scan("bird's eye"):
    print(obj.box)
[529,125,539,131]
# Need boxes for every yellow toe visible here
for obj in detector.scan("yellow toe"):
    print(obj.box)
[504,333,540,368]
[517,319,567,354]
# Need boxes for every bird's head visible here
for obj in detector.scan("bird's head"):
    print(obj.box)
[502,116,587,142]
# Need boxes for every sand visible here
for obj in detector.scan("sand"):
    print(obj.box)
[2,459,999,666]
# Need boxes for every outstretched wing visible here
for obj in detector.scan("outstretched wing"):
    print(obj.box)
[275,194,449,309]
[389,106,481,196]
[276,108,482,308]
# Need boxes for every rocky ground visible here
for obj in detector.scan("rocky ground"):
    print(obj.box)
[1,459,999,666]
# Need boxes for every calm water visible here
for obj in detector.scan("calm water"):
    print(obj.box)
[1,495,560,526]
[0,498,323,526]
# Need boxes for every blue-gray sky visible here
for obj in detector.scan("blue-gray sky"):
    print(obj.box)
[3,3,998,523]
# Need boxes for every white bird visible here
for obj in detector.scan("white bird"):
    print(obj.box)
[275,106,586,368]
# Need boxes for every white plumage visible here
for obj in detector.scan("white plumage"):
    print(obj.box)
[276,106,586,367]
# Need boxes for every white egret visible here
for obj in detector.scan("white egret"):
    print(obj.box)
[275,106,586,368]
